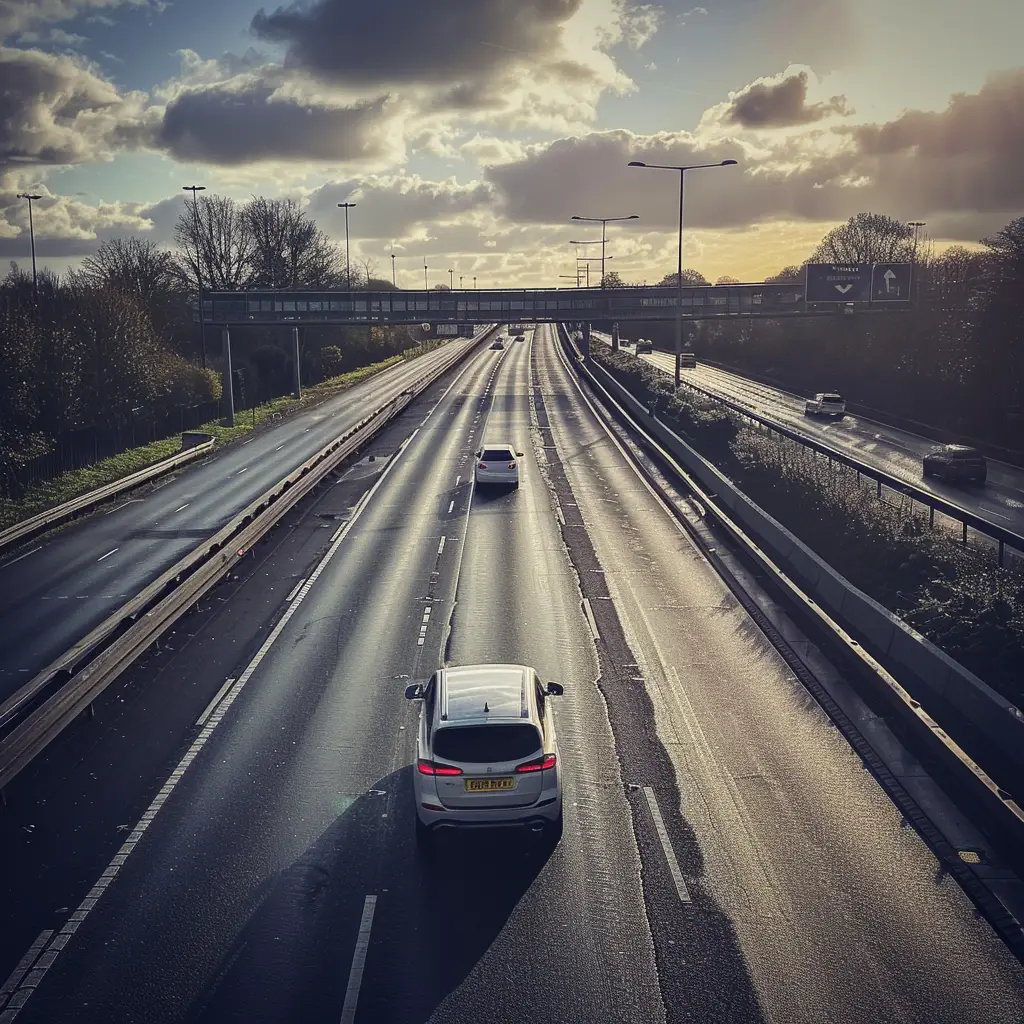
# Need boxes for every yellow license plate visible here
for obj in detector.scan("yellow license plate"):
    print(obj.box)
[465,777,516,792]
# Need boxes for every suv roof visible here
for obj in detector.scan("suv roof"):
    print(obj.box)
[941,444,983,457]
[819,392,843,400]
[439,664,532,724]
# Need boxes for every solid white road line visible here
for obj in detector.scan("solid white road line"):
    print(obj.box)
[104,499,143,516]
[0,929,52,1010]
[340,896,378,1024]
[285,578,307,602]
[195,678,236,727]
[1,546,41,569]
[643,787,692,903]
[173,503,190,513]
[96,548,118,562]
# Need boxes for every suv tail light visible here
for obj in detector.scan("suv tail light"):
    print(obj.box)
[507,461,516,470]
[515,753,557,773]
[417,759,463,776]
[478,462,488,470]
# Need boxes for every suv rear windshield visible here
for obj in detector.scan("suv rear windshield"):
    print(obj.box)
[822,394,843,401]
[481,449,513,461]
[433,724,541,763]
[950,449,983,460]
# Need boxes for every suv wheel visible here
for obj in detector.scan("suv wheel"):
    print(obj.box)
[546,808,563,847]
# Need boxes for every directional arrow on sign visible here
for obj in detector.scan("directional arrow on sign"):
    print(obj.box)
[883,269,896,293]
[870,263,912,302]
[835,284,853,294]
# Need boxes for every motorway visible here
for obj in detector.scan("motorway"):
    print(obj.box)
[620,339,1024,538]
[0,333,484,704]
[1,325,1022,1022]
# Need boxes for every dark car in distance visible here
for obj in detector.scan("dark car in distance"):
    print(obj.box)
[922,445,987,484]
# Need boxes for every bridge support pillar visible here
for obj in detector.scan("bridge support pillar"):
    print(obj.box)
[611,323,620,352]
[221,327,235,427]
[582,322,592,362]
[674,314,683,387]
[292,326,302,399]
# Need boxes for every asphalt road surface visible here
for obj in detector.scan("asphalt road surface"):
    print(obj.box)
[2,326,1022,1023]
[0,334,485,703]
[624,339,1024,538]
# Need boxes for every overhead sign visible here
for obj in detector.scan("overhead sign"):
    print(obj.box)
[871,263,912,302]
[805,263,871,303]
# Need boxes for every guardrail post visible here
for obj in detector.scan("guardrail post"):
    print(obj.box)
[611,322,620,352]
[962,521,968,545]
[876,479,882,499]
[292,327,302,399]
[222,327,235,428]
[998,539,1005,566]
[582,323,592,363]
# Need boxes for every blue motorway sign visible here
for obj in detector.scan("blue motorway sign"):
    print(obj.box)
[805,264,871,303]
[871,262,912,301]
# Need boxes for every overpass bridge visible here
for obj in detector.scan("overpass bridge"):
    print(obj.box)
[201,277,908,328]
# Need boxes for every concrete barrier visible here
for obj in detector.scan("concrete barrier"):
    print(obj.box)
[584,352,1024,773]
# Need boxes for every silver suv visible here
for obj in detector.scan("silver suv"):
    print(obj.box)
[405,664,564,847]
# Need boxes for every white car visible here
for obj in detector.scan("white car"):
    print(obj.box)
[804,392,846,418]
[474,443,522,488]
[405,664,564,846]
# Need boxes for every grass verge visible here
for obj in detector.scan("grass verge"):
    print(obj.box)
[0,352,410,533]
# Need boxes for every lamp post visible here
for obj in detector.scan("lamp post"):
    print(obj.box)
[337,202,357,287]
[908,221,926,305]
[391,251,397,287]
[424,261,429,290]
[449,268,454,289]
[570,214,637,287]
[182,185,208,368]
[460,275,464,289]
[577,255,610,288]
[473,276,477,289]
[16,192,42,306]
[628,158,737,384]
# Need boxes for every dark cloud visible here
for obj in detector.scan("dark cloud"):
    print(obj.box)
[251,0,581,87]
[0,46,154,168]
[156,82,395,165]
[725,71,851,128]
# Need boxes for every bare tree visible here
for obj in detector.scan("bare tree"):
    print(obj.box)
[175,193,254,291]
[715,275,740,285]
[765,265,804,283]
[811,213,914,265]
[601,271,626,287]
[244,196,343,289]
[659,269,708,286]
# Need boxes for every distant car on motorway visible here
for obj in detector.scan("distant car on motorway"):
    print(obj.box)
[515,332,525,341]
[922,445,987,484]
[406,664,564,848]
[679,350,697,368]
[474,443,523,489]
[635,339,653,354]
[490,337,505,350]
[804,392,846,419]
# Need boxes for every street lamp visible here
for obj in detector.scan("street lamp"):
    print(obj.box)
[182,185,208,368]
[473,276,477,289]
[424,261,429,290]
[390,250,397,287]
[908,221,926,304]
[577,255,613,288]
[337,202,357,287]
[570,214,638,287]
[460,275,464,289]
[449,268,454,289]
[16,192,42,306]
[628,158,737,384]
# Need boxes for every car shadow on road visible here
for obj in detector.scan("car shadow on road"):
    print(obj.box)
[185,767,548,1024]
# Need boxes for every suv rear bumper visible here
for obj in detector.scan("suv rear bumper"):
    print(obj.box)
[417,794,561,831]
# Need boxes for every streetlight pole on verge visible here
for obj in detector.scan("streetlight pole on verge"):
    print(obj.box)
[16,193,42,307]
[571,215,637,287]
[460,275,464,289]
[182,185,208,369]
[908,221,926,305]
[473,276,477,289]
[449,268,454,289]
[391,251,397,287]
[627,159,737,385]
[337,203,356,287]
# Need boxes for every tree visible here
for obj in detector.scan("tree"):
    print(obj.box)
[433,283,451,291]
[811,213,914,265]
[244,196,343,289]
[715,275,740,286]
[601,271,626,288]
[765,265,803,283]
[77,237,190,345]
[659,269,708,286]
[175,193,254,291]
[366,277,399,291]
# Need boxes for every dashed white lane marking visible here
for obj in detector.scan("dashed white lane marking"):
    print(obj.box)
[104,499,143,516]
[173,503,190,513]
[96,548,118,562]
[455,475,461,486]
[339,895,378,1024]
[195,678,235,727]
[980,507,1012,521]
[0,929,52,1013]
[643,787,692,903]
[447,500,455,514]
[1,546,41,569]
[1,429,419,1022]
[236,467,249,475]
[275,445,285,451]
[555,505,565,526]
[285,578,307,602]
[582,597,600,641]
[437,536,446,555]
[241,438,253,445]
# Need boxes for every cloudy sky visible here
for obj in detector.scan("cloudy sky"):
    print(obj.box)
[2,0,1023,287]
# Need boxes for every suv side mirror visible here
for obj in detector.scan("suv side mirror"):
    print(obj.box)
[405,683,425,700]
[516,451,524,458]
[474,449,482,458]
[545,681,564,696]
